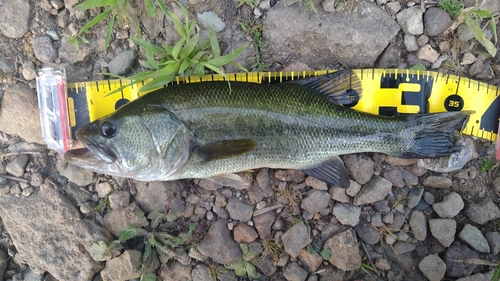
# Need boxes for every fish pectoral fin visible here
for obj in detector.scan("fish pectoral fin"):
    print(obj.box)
[194,139,257,161]
[302,156,351,188]
[209,173,250,187]
[287,70,362,107]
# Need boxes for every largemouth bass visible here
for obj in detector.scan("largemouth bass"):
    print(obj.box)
[65,70,472,188]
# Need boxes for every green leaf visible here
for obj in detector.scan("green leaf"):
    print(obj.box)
[179,33,200,60]
[172,38,186,59]
[208,29,221,57]
[320,248,332,260]
[493,265,500,281]
[464,15,497,57]
[169,8,188,39]
[235,263,247,276]
[78,8,113,35]
[148,212,166,228]
[194,63,205,77]
[145,42,159,70]
[144,0,156,17]
[140,75,175,93]
[246,262,261,279]
[88,241,109,260]
[178,59,191,75]
[75,0,115,10]
[105,15,115,49]
[206,45,246,67]
[140,273,157,281]
[119,225,141,241]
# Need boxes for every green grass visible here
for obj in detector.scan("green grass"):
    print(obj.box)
[239,21,270,72]
[440,0,464,18]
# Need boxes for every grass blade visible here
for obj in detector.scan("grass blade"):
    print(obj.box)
[464,15,497,57]
[172,38,186,59]
[208,28,221,57]
[206,45,246,67]
[105,15,115,49]
[76,0,115,10]
[144,0,156,17]
[78,8,113,35]
[179,33,199,59]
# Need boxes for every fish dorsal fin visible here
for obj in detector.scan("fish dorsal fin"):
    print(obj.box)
[287,70,362,107]
[194,139,257,161]
[209,173,251,187]
[302,156,351,188]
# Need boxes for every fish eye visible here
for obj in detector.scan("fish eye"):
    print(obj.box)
[100,121,117,138]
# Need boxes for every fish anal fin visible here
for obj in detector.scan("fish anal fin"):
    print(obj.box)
[209,173,250,187]
[287,70,362,107]
[302,156,350,188]
[195,139,257,161]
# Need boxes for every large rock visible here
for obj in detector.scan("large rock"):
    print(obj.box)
[0,183,101,280]
[197,219,242,264]
[0,0,30,38]
[464,198,500,224]
[0,84,44,144]
[135,181,185,213]
[432,192,464,218]
[353,176,392,205]
[325,228,361,271]
[100,250,142,281]
[418,254,446,281]
[264,0,399,68]
[282,221,312,258]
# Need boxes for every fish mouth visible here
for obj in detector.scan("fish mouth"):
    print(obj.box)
[65,129,117,164]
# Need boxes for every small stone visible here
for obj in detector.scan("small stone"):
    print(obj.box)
[0,59,16,74]
[432,192,464,218]
[404,34,419,52]
[50,0,64,9]
[100,250,142,281]
[377,43,401,68]
[456,271,494,281]
[135,181,184,213]
[384,156,417,166]
[108,191,130,209]
[191,264,214,281]
[0,250,7,281]
[275,169,305,182]
[305,176,327,190]
[402,168,419,186]
[383,167,405,188]
[298,248,323,272]
[409,210,427,241]
[429,219,456,247]
[227,198,253,222]
[408,188,424,209]
[423,176,451,188]
[383,211,394,224]
[0,0,30,38]
[6,155,29,177]
[332,203,360,226]
[371,212,385,227]
[32,36,58,63]
[257,257,277,277]
[22,187,34,197]
[431,55,448,69]
[21,61,37,81]
[461,52,477,65]
[444,244,478,278]
[57,9,69,28]
[197,11,226,32]
[283,262,308,281]
[325,228,361,271]
[259,0,271,10]
[417,34,429,46]
[396,6,424,35]
[469,55,494,80]
[344,154,374,184]
[322,0,336,13]
[330,186,350,202]
[423,191,435,204]
[353,176,392,205]
[419,254,446,281]
[355,221,380,245]
[96,182,113,198]
[103,203,148,237]
[393,242,416,255]
[198,219,242,264]
[424,7,452,36]
[61,163,94,186]
[346,180,361,197]
[282,221,312,258]
[374,200,390,213]
[253,211,275,239]
[256,168,270,189]
[301,191,330,214]
[108,50,137,76]
[417,44,439,63]
[233,224,258,243]
[458,224,490,253]
[485,232,500,255]
[464,198,500,224]
[386,1,401,15]
[375,257,391,271]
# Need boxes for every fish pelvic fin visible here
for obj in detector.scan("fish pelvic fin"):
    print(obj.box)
[208,173,250,187]
[302,156,351,188]
[287,70,362,107]
[194,139,257,161]
[398,110,474,158]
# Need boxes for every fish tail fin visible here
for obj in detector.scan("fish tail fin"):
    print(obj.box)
[398,110,473,158]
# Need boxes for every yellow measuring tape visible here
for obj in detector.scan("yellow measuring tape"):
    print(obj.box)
[65,69,499,142]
